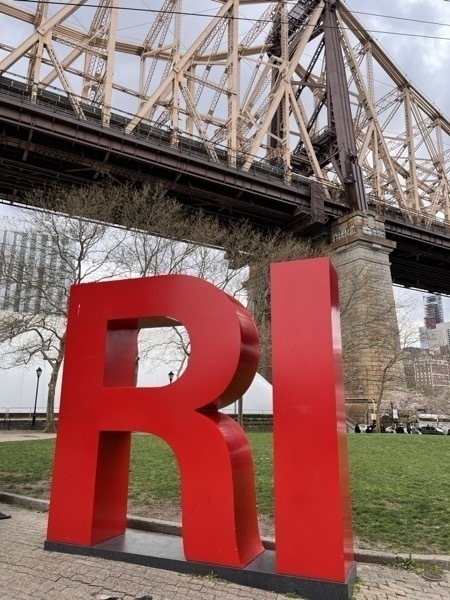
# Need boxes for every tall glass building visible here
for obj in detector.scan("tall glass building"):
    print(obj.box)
[423,294,444,329]
[0,221,73,314]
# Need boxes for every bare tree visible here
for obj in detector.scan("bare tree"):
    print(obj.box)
[0,186,239,425]
[0,184,130,431]
[0,181,327,429]
[114,191,251,380]
[424,390,450,424]
[115,190,325,384]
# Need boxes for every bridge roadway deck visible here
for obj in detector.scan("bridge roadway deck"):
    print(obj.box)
[0,76,449,294]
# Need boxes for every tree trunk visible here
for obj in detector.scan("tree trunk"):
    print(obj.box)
[45,338,65,433]
[374,368,388,432]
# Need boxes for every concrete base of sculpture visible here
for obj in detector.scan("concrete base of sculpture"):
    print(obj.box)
[45,529,356,600]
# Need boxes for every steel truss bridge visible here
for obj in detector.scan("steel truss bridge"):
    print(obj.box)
[0,0,449,293]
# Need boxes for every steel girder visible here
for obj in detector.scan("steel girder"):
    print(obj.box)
[0,0,449,225]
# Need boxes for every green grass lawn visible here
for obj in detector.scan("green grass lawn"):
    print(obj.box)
[0,432,449,554]
[348,434,450,554]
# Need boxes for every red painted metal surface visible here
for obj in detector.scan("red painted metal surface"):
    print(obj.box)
[271,257,354,582]
[46,275,264,568]
[47,259,354,582]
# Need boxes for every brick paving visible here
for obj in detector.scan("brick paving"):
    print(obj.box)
[0,503,449,600]
[356,563,450,599]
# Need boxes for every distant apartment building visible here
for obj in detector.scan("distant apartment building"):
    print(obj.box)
[420,322,450,351]
[0,217,73,314]
[404,347,450,392]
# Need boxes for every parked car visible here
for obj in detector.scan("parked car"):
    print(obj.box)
[419,425,446,435]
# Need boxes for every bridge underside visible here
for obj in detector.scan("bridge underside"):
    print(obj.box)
[386,225,450,296]
[0,1,449,295]
[1,91,449,296]
[0,90,336,232]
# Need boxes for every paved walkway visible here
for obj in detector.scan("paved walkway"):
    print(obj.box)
[0,503,449,600]
[0,430,56,442]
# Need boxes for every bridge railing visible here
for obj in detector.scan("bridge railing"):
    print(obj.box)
[367,194,450,232]
[2,75,448,230]
[0,73,341,199]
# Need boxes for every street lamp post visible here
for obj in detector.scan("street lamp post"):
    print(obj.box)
[168,371,174,384]
[31,367,43,428]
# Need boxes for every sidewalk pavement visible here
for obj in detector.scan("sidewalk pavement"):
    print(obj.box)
[0,503,449,600]
[0,430,56,442]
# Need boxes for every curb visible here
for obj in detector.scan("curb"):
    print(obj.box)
[0,491,49,513]
[353,548,450,570]
[1,492,449,570]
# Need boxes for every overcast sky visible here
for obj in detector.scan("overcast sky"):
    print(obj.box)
[346,0,450,117]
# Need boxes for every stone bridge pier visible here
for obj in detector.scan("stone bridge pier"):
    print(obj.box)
[330,212,406,409]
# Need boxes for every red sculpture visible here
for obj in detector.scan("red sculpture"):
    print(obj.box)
[46,258,354,583]
[46,275,263,567]
[271,258,354,582]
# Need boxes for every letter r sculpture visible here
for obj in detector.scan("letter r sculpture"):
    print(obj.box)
[47,274,264,567]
